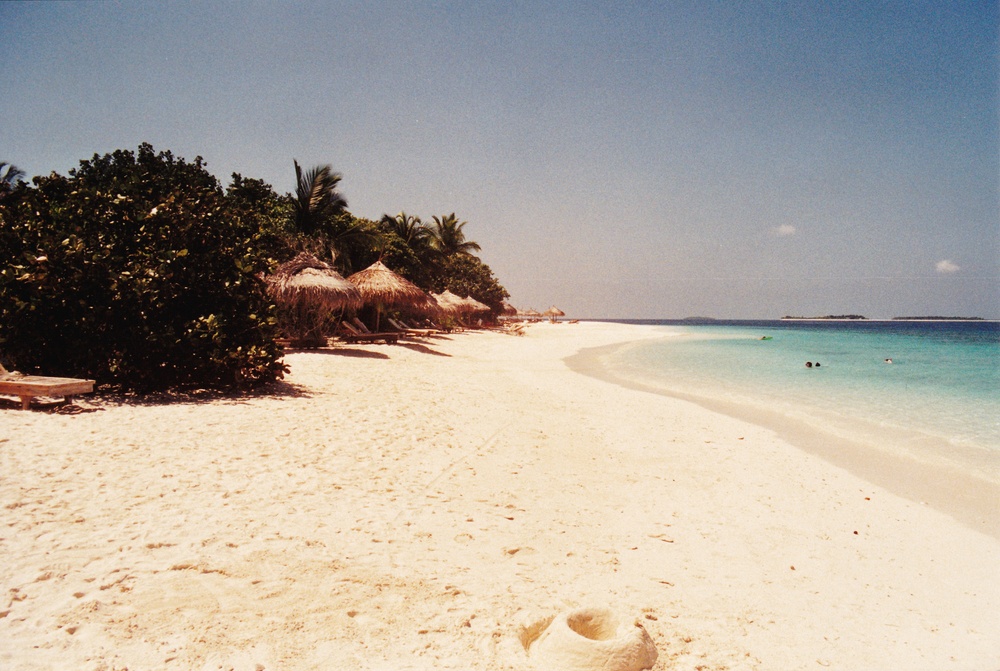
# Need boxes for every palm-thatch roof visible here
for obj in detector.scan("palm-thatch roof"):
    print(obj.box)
[347,261,428,308]
[347,260,434,330]
[431,290,466,315]
[543,306,565,317]
[500,300,518,316]
[267,252,362,312]
[463,296,491,313]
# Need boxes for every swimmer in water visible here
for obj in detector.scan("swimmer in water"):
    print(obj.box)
[805,361,813,368]
[885,358,893,364]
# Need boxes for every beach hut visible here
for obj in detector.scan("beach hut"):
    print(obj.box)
[267,252,362,343]
[347,260,430,331]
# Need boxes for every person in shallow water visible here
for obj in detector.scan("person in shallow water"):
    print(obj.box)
[805,361,813,368]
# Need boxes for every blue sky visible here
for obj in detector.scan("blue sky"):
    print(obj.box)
[2,1,997,318]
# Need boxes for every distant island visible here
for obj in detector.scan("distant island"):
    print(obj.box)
[781,315,988,321]
[781,315,867,320]
[892,316,985,321]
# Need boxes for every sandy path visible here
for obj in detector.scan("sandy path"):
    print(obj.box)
[2,322,998,670]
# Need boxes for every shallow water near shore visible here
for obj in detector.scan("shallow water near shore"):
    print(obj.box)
[609,321,997,451]
[571,320,1000,534]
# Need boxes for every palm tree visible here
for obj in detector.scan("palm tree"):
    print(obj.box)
[380,211,435,261]
[0,162,25,199]
[380,211,427,246]
[292,159,348,236]
[429,213,481,257]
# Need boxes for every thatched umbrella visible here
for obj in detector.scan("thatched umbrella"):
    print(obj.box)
[522,308,542,321]
[347,260,429,331]
[267,252,362,341]
[500,301,518,317]
[431,290,465,316]
[416,292,442,318]
[463,296,491,313]
[431,290,478,328]
[462,296,493,327]
[543,305,566,323]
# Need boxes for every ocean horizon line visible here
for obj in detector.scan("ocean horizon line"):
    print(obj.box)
[576,317,1000,324]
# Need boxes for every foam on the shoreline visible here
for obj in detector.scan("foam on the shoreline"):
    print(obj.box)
[566,335,1000,539]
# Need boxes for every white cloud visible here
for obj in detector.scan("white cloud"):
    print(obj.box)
[773,224,796,237]
[935,259,960,274]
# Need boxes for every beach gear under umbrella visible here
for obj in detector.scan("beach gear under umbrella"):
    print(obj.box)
[347,260,429,331]
[267,252,362,341]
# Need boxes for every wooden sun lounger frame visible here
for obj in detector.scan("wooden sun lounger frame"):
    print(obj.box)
[387,318,440,336]
[0,365,95,410]
[338,322,399,344]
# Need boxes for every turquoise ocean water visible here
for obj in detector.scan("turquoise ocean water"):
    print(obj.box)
[593,320,999,479]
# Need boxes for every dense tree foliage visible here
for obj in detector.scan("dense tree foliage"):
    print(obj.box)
[0,144,286,391]
[374,210,508,311]
[286,163,508,312]
[428,254,509,312]
[0,146,512,394]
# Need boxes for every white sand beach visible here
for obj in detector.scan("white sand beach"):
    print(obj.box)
[2,321,998,670]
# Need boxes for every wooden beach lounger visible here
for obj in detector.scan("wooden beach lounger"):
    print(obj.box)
[0,363,95,410]
[387,318,440,336]
[337,322,399,344]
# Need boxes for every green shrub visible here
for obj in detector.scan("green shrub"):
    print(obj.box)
[0,144,286,391]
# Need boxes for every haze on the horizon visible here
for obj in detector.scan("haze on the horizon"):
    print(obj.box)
[2,1,997,319]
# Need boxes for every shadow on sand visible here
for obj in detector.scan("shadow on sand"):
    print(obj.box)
[398,341,452,357]
[286,346,391,360]
[13,338,459,412]
[69,379,314,409]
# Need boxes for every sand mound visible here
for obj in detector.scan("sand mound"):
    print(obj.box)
[523,608,657,671]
